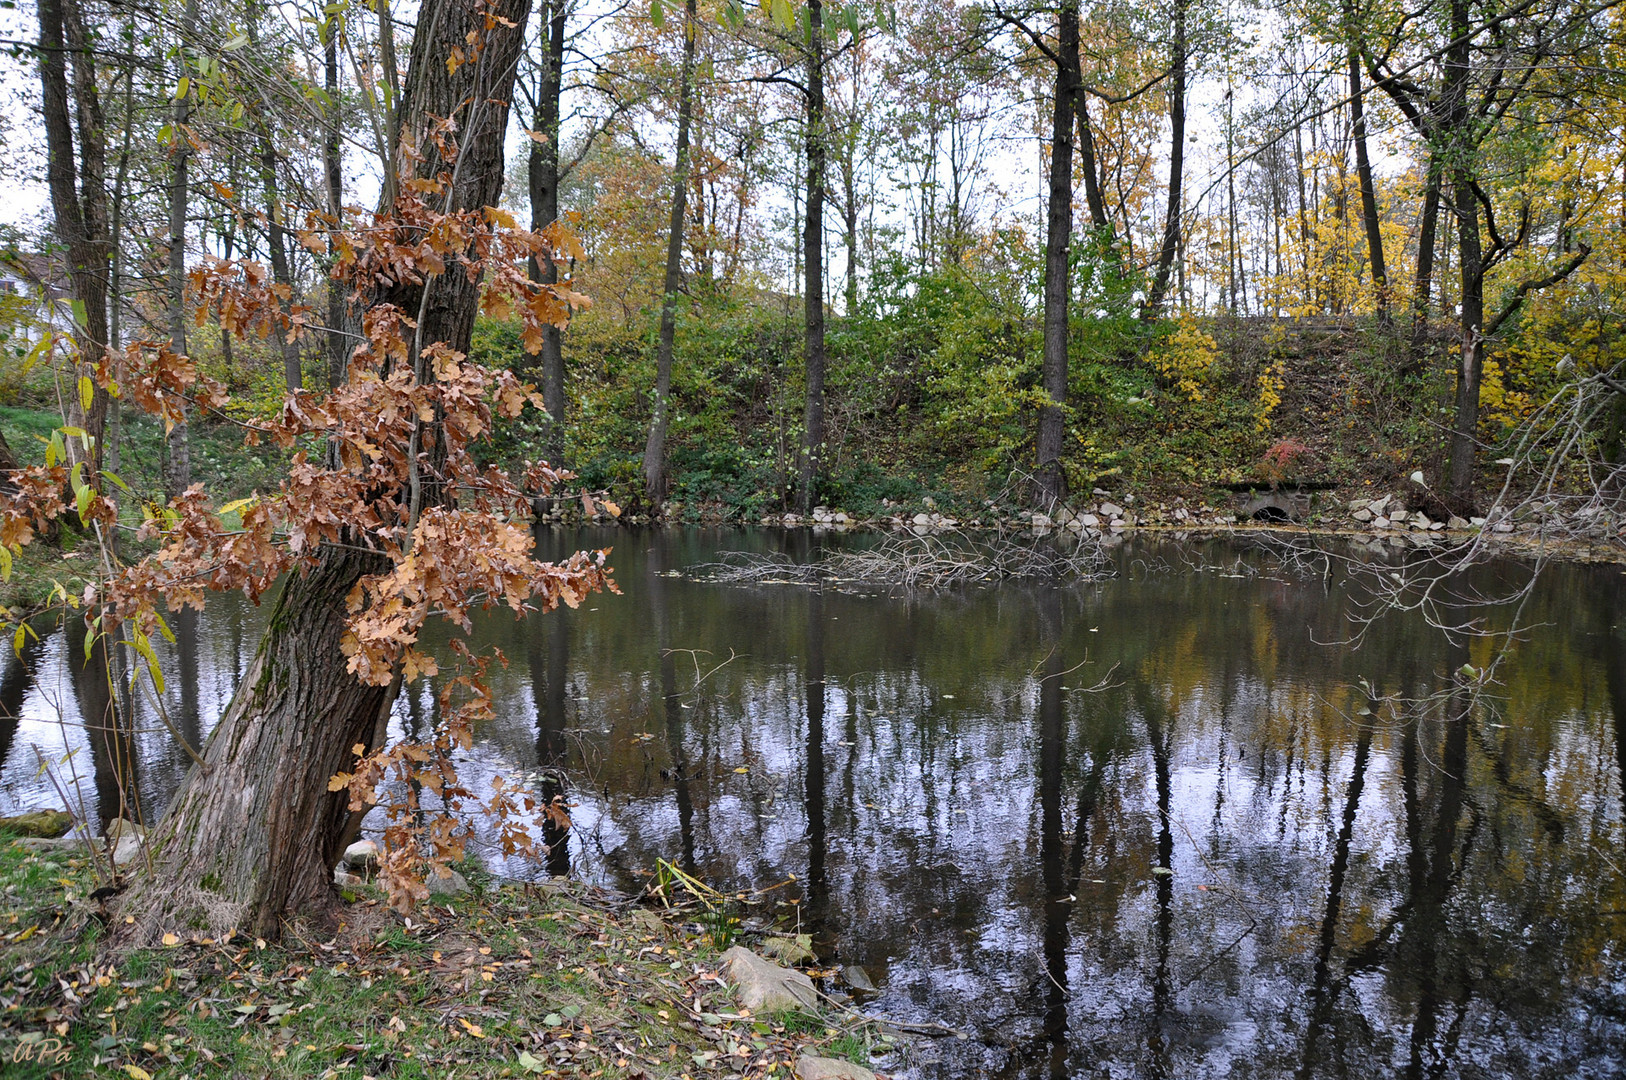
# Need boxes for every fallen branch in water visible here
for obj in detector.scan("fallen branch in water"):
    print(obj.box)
[695,531,1113,588]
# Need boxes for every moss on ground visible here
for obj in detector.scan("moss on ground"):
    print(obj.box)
[0,835,893,1079]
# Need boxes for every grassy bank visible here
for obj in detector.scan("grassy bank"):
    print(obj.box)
[0,837,887,1079]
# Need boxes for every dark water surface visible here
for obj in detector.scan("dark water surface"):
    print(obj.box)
[3,529,1625,1078]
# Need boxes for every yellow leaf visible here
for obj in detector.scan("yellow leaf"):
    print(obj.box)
[459,1017,485,1037]
[733,766,749,774]
[162,932,178,946]
[125,1065,154,1080]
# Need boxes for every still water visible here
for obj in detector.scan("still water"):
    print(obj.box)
[3,529,1624,1078]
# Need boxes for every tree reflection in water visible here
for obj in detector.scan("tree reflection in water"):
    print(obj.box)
[3,530,1623,1078]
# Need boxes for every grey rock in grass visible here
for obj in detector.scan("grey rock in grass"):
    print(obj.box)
[795,1055,876,1080]
[720,945,818,1013]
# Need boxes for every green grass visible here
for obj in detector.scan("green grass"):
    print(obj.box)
[0,837,893,1079]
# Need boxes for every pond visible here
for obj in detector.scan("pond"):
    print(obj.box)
[3,528,1624,1078]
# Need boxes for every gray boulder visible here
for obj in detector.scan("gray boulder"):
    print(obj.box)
[720,945,819,1013]
[795,1055,876,1080]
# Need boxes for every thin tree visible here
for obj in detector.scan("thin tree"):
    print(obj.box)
[643,0,700,511]
[39,0,112,475]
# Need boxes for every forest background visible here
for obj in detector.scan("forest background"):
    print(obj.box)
[2,0,1625,528]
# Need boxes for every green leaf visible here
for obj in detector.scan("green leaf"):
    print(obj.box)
[650,0,664,27]
[542,1013,562,1028]
[133,631,166,695]
[102,470,131,493]
[770,0,795,32]
[70,299,87,328]
[45,431,63,469]
[844,4,860,35]
[76,479,93,523]
[153,611,176,645]
[223,30,250,50]
[176,76,190,100]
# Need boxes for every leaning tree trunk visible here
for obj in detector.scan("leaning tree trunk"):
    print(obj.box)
[114,0,533,947]
[1144,0,1186,318]
[116,548,392,942]
[1345,27,1387,323]
[1035,0,1080,506]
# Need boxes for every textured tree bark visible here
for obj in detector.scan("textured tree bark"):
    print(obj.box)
[116,547,392,942]
[796,0,827,515]
[642,0,698,512]
[1036,1,1080,506]
[529,0,569,466]
[113,0,534,947]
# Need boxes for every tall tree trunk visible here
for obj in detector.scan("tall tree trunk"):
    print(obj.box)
[796,0,827,515]
[165,0,199,498]
[114,0,535,947]
[1346,36,1388,322]
[39,0,111,475]
[1145,0,1186,318]
[247,0,301,395]
[1036,1,1080,506]
[1442,0,1481,501]
[324,18,348,389]
[642,0,698,512]
[529,0,568,466]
